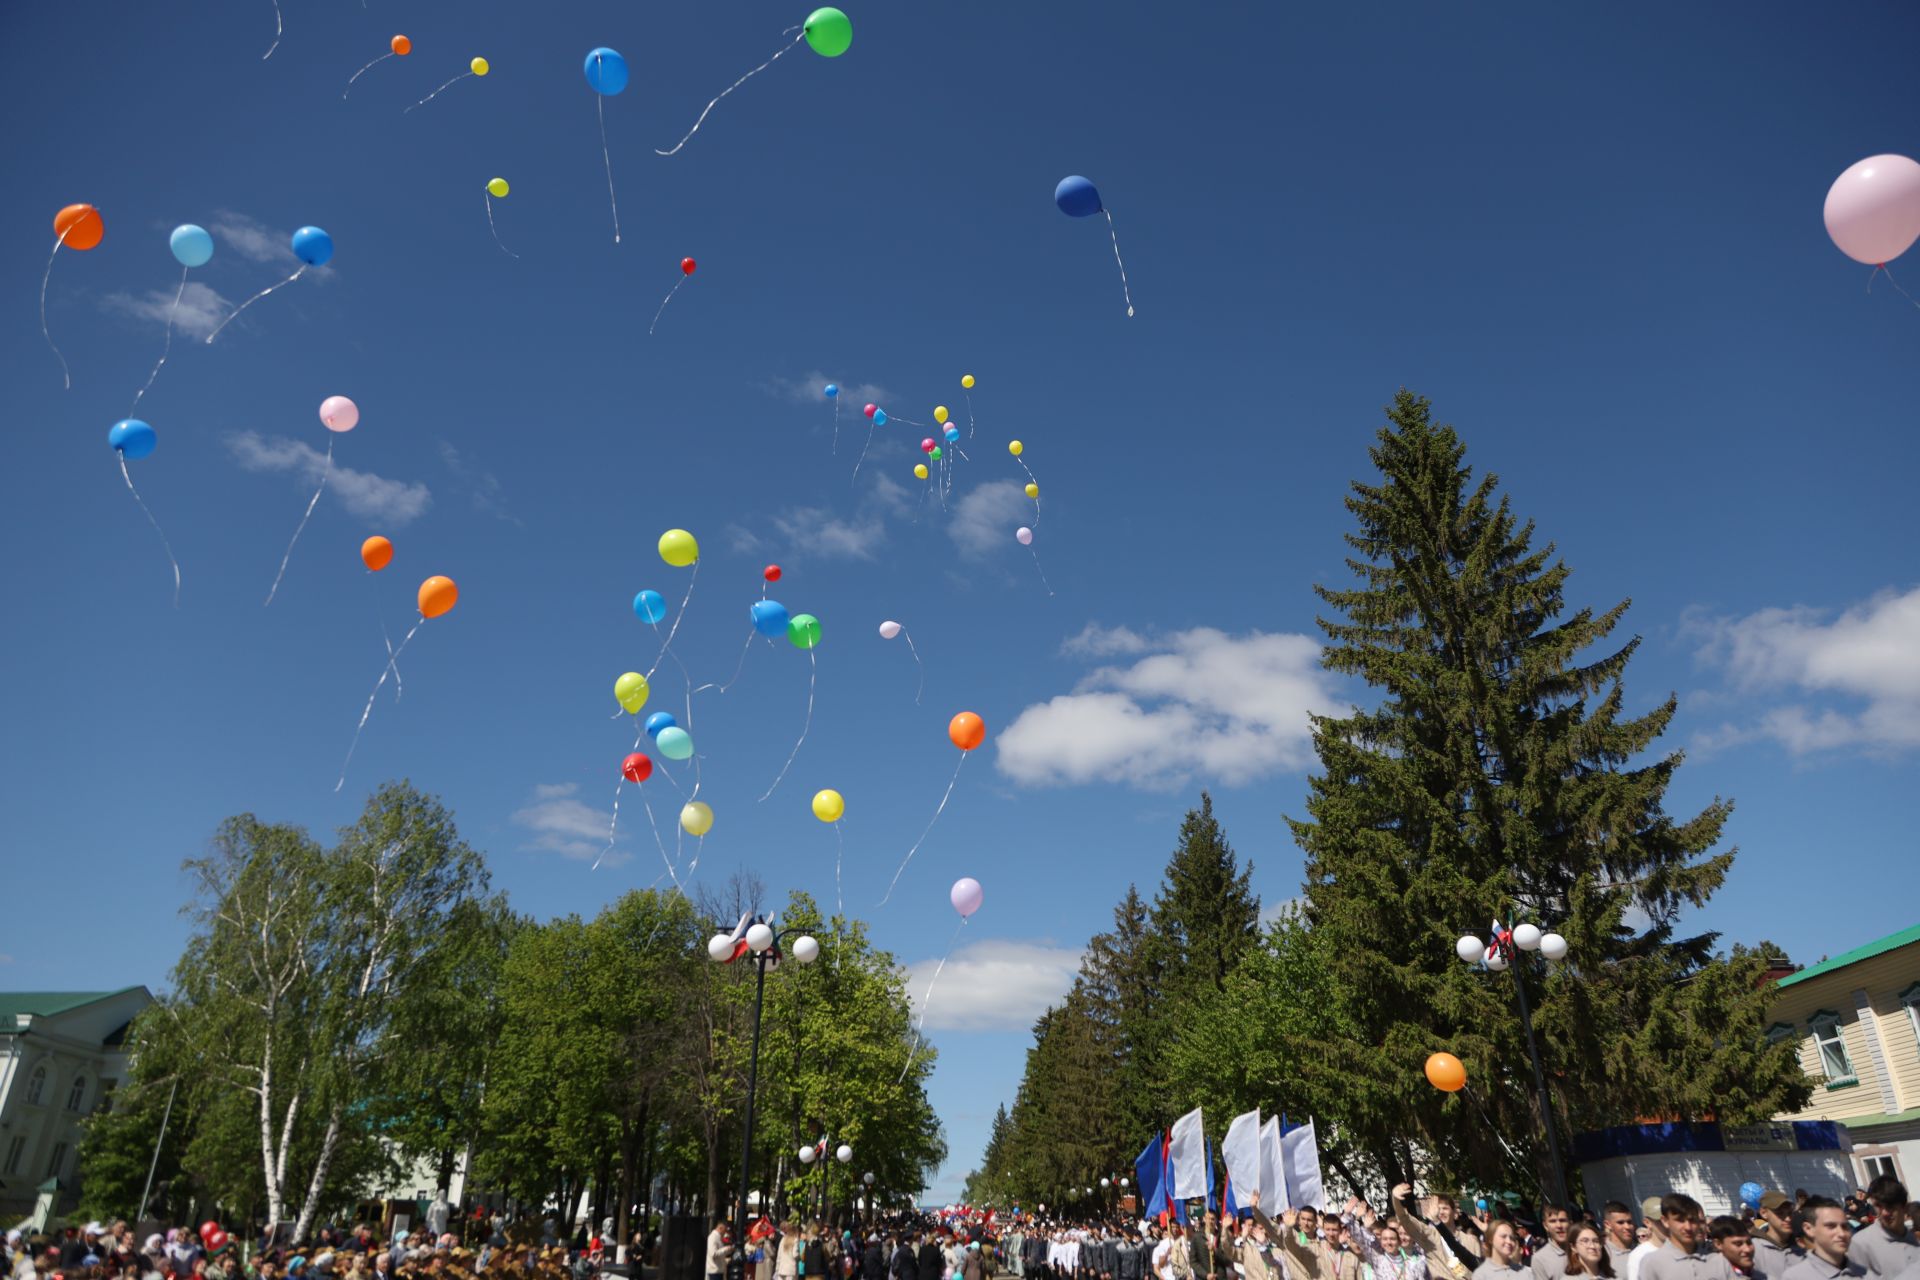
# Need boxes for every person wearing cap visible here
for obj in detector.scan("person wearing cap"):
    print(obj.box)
[1849,1181,1916,1280]
[1753,1194,1806,1280]
[1782,1198,1862,1280]
[1627,1202,1669,1280]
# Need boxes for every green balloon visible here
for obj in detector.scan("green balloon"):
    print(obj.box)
[787,613,822,650]
[804,7,852,57]
[929,445,943,460]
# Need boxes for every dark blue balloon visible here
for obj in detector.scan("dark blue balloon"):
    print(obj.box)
[824,383,839,398]
[633,589,667,623]
[585,47,629,95]
[1055,175,1102,218]
[108,419,156,460]
[644,711,677,739]
[751,599,790,639]
[291,226,334,266]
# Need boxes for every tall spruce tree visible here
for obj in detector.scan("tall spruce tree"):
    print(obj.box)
[1290,391,1809,1195]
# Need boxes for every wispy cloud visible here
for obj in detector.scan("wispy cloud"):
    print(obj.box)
[732,471,913,562]
[208,210,336,280]
[510,782,629,865]
[947,480,1030,559]
[997,626,1342,788]
[766,370,897,410]
[1062,622,1151,659]
[226,431,432,525]
[100,281,235,341]
[1260,896,1305,927]
[904,939,1083,1032]
[438,441,518,525]
[1686,586,1920,755]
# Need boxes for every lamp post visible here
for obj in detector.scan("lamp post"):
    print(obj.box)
[710,915,820,1280]
[1455,921,1570,1210]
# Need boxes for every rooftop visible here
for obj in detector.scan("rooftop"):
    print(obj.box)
[1775,922,1920,989]
[0,990,146,1033]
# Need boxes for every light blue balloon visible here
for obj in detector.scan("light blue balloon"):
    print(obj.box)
[944,425,959,442]
[751,599,790,639]
[170,224,214,268]
[1055,175,1102,218]
[655,726,693,760]
[1739,1183,1764,1211]
[108,419,157,460]
[291,226,334,267]
[585,47,629,95]
[633,589,667,623]
[644,711,677,739]
[873,409,888,426]
[824,383,839,398]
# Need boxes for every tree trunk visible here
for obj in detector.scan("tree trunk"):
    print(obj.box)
[438,1147,458,1200]
[706,1132,724,1231]
[290,1103,345,1244]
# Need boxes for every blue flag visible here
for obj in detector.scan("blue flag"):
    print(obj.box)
[1135,1133,1167,1219]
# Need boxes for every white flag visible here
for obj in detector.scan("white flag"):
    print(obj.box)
[1259,1116,1289,1212]
[1222,1109,1262,1207]
[1282,1120,1324,1211]
[1169,1106,1207,1200]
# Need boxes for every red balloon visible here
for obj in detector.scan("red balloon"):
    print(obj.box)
[680,257,697,276]
[863,403,877,419]
[763,564,782,582]
[622,753,653,783]
[199,1223,221,1243]
[206,1233,230,1254]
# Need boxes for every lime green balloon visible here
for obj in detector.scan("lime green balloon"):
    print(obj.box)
[803,7,852,56]
[787,613,822,650]
[486,177,509,198]
[658,528,699,567]
[929,445,942,460]
[615,671,649,714]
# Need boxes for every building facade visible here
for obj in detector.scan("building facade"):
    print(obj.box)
[0,989,154,1222]
[1768,923,1920,1189]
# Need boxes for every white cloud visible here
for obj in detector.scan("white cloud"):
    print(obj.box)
[1260,896,1305,926]
[100,281,235,340]
[438,440,517,524]
[948,480,1030,559]
[766,370,896,410]
[208,211,336,279]
[997,627,1341,788]
[735,471,913,562]
[510,782,629,865]
[1062,623,1151,659]
[227,431,432,525]
[1687,586,1920,754]
[904,939,1083,1032]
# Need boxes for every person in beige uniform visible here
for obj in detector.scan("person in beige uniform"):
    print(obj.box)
[1389,1185,1476,1280]
[1256,1202,1360,1280]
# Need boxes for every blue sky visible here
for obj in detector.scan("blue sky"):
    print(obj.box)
[2,1,1917,1206]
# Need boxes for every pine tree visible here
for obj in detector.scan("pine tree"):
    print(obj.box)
[1290,390,1809,1195]
[1080,886,1158,1162]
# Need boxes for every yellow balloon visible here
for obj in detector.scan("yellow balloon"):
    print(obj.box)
[811,789,845,823]
[1008,440,1023,456]
[960,374,975,389]
[615,671,649,714]
[933,406,949,424]
[680,800,714,837]
[914,463,929,480]
[1025,482,1039,499]
[487,177,509,198]
[658,528,699,567]
[470,56,490,75]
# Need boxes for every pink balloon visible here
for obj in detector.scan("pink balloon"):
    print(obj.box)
[1016,527,1033,546]
[319,395,360,432]
[878,620,902,639]
[921,438,936,453]
[950,876,983,918]
[1824,154,1920,266]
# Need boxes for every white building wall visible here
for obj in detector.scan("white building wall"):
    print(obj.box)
[1579,1149,1853,1217]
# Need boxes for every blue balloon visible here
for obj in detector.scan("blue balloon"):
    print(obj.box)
[291,226,334,267]
[655,726,694,760]
[633,589,667,624]
[1740,1183,1764,1210]
[1055,175,1102,218]
[1475,1199,1489,1212]
[585,47,629,95]
[751,599,791,639]
[170,224,214,268]
[644,711,677,739]
[824,383,839,398]
[108,419,156,460]
[944,425,960,442]
[873,409,888,426]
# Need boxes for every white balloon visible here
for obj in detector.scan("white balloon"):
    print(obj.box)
[1539,932,1568,962]
[746,922,774,953]
[1455,935,1485,965]
[836,1144,853,1164]
[799,1145,817,1164]
[879,620,902,639]
[708,933,735,963]
[792,934,821,964]
[1015,527,1033,546]
[1513,923,1543,952]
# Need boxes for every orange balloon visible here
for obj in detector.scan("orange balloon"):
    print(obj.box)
[418,575,458,619]
[1424,1051,1467,1093]
[361,536,393,572]
[53,204,104,251]
[391,34,412,55]
[948,711,986,752]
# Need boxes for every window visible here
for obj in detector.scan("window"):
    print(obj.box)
[1809,1011,1858,1085]
[1902,984,1920,1051]
[1863,1155,1900,1182]
[45,1142,67,1179]
[3,1135,24,1175]
[1766,1023,1796,1045]
[25,1064,47,1105]
[66,1074,87,1112]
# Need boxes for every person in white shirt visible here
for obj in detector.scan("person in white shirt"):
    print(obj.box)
[1628,1200,1668,1280]
[1781,1199,1864,1280]
[1154,1235,1176,1280]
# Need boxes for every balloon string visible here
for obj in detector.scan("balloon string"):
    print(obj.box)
[262,0,282,59]
[648,275,690,335]
[757,647,816,802]
[265,436,331,606]
[655,30,805,156]
[1870,262,1920,310]
[1104,209,1136,318]
[338,616,424,791]
[964,390,975,440]
[878,752,967,908]
[597,90,622,244]
[342,50,393,98]
[695,627,759,696]
[130,267,188,417]
[1016,457,1041,527]
[380,617,405,701]
[639,785,682,894]
[850,418,878,490]
[1028,545,1056,597]
[598,722,648,870]
[644,559,699,682]
[204,265,308,344]
[484,193,518,258]
[41,226,73,390]
[833,820,845,919]
[406,70,474,113]
[901,626,925,705]
[831,397,841,454]
[898,918,968,1083]
[119,454,182,608]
